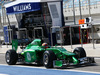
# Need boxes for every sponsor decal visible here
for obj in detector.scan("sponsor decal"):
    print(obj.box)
[27,52,31,61]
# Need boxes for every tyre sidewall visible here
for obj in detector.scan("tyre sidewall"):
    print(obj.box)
[5,50,18,65]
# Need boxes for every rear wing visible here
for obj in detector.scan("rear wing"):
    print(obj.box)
[12,39,31,51]
[12,39,18,51]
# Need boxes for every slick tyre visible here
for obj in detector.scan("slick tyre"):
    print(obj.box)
[73,47,86,58]
[5,50,18,65]
[43,50,56,68]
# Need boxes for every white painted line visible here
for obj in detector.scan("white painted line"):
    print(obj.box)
[0,74,8,75]
[95,58,100,59]
[0,64,100,74]
[0,64,8,66]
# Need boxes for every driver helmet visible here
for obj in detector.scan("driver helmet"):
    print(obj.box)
[42,43,48,49]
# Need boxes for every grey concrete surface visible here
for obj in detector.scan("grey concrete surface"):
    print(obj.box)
[0,43,100,57]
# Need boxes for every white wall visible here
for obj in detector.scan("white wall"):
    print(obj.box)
[64,4,100,17]
[64,4,100,25]
[1,14,18,27]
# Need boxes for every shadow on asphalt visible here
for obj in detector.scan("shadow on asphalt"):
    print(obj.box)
[16,62,44,67]
[55,63,98,69]
[15,62,98,69]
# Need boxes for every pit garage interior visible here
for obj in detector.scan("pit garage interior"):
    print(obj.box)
[4,0,81,46]
[15,3,52,45]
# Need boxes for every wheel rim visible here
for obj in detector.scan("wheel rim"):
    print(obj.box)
[6,53,10,63]
[43,54,49,65]
[74,51,80,58]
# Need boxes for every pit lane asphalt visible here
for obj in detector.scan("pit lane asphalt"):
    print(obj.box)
[0,65,100,75]
[0,53,100,74]
[0,64,100,75]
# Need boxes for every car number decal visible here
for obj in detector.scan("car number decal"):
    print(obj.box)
[27,52,31,61]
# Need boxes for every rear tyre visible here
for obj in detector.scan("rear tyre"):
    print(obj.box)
[5,50,18,65]
[43,50,56,68]
[73,47,86,58]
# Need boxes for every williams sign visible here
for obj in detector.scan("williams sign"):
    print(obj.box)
[13,4,32,12]
[6,3,40,14]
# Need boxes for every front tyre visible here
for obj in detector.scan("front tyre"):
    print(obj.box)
[73,47,86,58]
[5,50,18,65]
[43,50,56,68]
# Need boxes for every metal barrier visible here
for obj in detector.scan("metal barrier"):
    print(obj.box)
[0,37,2,48]
[50,26,63,47]
[34,27,44,39]
[63,24,95,49]
[51,24,95,49]
[91,25,95,49]
[18,28,28,39]
[62,25,84,49]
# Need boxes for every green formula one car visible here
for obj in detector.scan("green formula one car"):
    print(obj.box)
[5,39,95,68]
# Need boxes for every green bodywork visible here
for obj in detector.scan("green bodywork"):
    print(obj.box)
[12,39,78,66]
[21,39,45,62]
